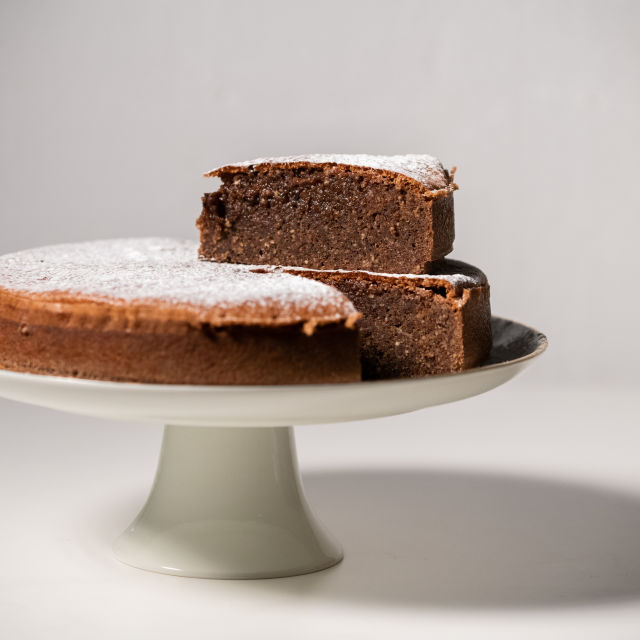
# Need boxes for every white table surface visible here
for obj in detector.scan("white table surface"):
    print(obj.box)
[1,378,639,639]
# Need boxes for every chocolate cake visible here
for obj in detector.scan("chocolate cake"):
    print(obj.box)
[198,154,457,273]
[272,260,491,378]
[0,238,361,385]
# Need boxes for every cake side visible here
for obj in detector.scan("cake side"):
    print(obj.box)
[0,316,359,384]
[0,239,361,384]
[198,154,457,273]
[460,286,492,369]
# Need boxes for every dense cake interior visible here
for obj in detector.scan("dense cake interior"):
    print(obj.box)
[199,164,454,273]
[336,279,463,378]
[270,259,492,378]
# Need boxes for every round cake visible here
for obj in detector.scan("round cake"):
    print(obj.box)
[0,238,361,384]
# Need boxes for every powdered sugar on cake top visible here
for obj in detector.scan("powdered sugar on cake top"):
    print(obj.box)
[270,263,485,294]
[206,154,453,191]
[0,238,357,325]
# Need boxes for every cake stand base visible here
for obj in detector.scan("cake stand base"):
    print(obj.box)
[113,425,342,579]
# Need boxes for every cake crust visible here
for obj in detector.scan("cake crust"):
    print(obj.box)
[0,238,361,384]
[204,154,458,199]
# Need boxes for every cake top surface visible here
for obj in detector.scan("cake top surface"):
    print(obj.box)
[205,154,454,192]
[273,260,487,295]
[0,238,358,328]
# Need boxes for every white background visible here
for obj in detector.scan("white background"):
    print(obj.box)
[1,1,639,638]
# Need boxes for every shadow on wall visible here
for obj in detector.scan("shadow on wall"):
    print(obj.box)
[258,468,640,610]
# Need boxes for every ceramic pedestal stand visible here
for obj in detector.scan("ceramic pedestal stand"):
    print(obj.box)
[0,318,546,579]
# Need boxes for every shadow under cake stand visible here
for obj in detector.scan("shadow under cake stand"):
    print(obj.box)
[0,317,546,579]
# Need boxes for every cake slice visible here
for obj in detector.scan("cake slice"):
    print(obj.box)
[198,154,457,274]
[270,259,491,379]
[0,238,361,385]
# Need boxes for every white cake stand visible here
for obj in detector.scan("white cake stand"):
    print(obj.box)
[0,317,545,579]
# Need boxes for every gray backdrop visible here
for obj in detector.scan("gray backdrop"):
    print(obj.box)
[1,0,638,386]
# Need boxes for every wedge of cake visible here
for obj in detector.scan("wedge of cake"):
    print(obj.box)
[0,238,361,384]
[198,154,457,274]
[270,259,491,378]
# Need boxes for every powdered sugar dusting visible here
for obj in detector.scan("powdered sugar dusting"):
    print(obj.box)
[269,263,485,294]
[0,238,357,325]
[206,154,452,191]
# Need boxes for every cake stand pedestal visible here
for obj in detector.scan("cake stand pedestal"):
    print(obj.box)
[115,425,341,578]
[0,318,546,579]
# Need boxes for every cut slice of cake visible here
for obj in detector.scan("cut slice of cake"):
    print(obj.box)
[270,259,491,379]
[0,238,361,385]
[198,154,457,274]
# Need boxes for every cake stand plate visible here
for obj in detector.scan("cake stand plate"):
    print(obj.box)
[0,317,546,579]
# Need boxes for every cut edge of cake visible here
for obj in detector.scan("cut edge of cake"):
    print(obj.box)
[265,259,492,378]
[198,154,458,273]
